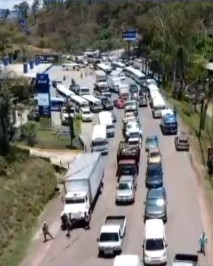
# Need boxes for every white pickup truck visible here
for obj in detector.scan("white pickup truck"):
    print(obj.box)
[97,215,126,257]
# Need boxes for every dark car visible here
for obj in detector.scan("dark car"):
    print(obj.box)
[146,164,163,188]
[139,95,148,107]
[129,84,138,94]
[27,109,40,122]
[144,187,167,223]
[139,86,148,96]
[102,99,113,110]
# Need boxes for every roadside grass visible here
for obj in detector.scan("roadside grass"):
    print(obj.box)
[0,148,57,266]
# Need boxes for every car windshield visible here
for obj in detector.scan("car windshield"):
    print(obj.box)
[92,140,107,146]
[118,182,131,190]
[149,151,160,157]
[100,233,119,242]
[148,174,161,181]
[146,239,164,251]
[148,167,161,176]
[83,111,90,114]
[119,164,136,175]
[179,139,188,143]
[147,138,157,145]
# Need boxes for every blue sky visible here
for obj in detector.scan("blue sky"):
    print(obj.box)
[0,0,34,9]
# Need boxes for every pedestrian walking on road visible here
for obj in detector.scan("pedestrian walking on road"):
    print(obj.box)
[84,211,91,230]
[42,221,54,242]
[199,232,208,255]
[81,73,83,79]
[173,105,177,117]
[66,213,73,238]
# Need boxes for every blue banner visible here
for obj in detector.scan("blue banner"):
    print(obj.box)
[122,30,138,41]
[36,73,51,118]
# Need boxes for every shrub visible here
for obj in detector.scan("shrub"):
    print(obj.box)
[0,154,57,265]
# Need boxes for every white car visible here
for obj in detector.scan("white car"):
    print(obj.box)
[125,121,142,138]
[80,107,93,122]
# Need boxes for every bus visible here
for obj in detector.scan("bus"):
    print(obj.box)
[124,66,145,85]
[98,111,115,137]
[82,95,103,113]
[97,63,112,74]
[111,61,125,70]
[56,84,74,98]
[70,95,90,110]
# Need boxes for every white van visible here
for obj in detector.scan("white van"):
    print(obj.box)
[150,91,162,108]
[91,125,108,155]
[80,107,93,122]
[78,86,90,96]
[114,255,141,266]
[143,219,168,265]
[107,76,123,93]
[152,96,165,118]
[98,111,115,137]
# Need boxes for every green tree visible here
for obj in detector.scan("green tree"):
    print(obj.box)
[31,0,40,24]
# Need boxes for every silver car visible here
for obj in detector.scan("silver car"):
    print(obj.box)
[116,175,136,204]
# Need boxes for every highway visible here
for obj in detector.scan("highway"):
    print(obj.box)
[21,70,211,266]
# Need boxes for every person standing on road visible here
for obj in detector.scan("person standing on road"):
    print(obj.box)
[199,232,208,255]
[42,221,54,242]
[173,105,177,117]
[84,211,91,230]
[66,213,73,238]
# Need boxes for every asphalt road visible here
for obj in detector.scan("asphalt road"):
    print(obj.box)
[21,74,211,266]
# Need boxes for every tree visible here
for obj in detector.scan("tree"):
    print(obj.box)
[3,9,10,23]
[14,1,30,18]
[0,83,13,156]
[31,0,40,24]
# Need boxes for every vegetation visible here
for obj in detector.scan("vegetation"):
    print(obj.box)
[0,148,57,266]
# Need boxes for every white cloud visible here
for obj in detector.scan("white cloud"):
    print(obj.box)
[0,0,34,10]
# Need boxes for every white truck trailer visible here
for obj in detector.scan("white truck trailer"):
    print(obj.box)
[61,152,104,228]
[97,215,126,256]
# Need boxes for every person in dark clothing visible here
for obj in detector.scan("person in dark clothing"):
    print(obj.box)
[84,211,91,230]
[66,213,73,238]
[63,75,66,81]
[42,221,54,242]
[173,106,177,117]
[61,213,68,230]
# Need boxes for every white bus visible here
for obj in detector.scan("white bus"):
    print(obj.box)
[97,63,112,74]
[98,111,115,138]
[70,95,89,110]
[82,95,103,113]
[56,84,74,98]
[111,61,125,70]
[124,66,145,85]
[91,124,108,155]
[152,96,166,118]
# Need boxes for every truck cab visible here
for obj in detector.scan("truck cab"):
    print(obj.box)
[61,191,90,222]
[97,216,126,256]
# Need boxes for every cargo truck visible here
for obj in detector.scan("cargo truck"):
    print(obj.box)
[173,254,198,266]
[116,141,140,179]
[97,215,126,257]
[61,152,104,228]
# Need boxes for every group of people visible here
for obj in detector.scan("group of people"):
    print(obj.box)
[42,211,91,242]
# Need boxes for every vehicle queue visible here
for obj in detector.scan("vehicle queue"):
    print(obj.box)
[58,59,192,266]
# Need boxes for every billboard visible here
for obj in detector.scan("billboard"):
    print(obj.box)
[35,54,59,64]
[36,73,51,118]
[122,30,138,42]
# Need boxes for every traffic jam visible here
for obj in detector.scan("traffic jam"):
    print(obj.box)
[57,59,198,266]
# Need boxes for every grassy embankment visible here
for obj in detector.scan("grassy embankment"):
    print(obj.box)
[0,147,57,266]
